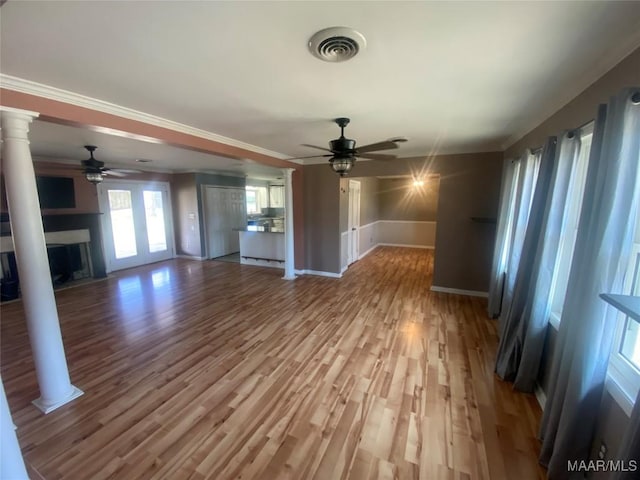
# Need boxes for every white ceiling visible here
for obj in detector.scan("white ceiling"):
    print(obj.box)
[1,1,640,175]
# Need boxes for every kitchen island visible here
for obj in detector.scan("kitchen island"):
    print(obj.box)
[237,227,285,269]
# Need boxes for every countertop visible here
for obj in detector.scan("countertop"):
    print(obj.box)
[234,226,285,233]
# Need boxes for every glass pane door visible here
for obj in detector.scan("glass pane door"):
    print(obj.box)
[143,190,168,253]
[108,190,137,259]
[99,182,173,272]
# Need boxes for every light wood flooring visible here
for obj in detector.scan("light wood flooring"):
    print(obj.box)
[1,247,545,479]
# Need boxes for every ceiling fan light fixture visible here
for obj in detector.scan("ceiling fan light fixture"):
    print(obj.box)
[309,27,366,63]
[330,157,355,176]
[85,171,104,184]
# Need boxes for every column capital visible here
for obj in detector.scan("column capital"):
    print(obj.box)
[281,167,295,176]
[0,106,40,122]
[1,107,39,142]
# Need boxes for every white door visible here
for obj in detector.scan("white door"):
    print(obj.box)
[204,187,247,258]
[348,180,361,265]
[98,181,174,272]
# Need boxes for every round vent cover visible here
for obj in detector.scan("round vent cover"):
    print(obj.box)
[308,27,366,63]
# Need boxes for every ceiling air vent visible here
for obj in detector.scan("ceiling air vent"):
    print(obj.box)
[308,27,366,63]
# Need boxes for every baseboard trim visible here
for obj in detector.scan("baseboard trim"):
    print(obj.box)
[241,258,284,269]
[430,286,488,298]
[295,269,342,279]
[176,254,206,261]
[379,243,435,249]
[534,383,547,410]
[359,244,378,260]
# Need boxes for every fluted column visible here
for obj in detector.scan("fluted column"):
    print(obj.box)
[282,168,296,280]
[0,107,83,413]
[0,378,28,479]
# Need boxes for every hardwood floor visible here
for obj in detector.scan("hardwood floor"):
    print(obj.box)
[1,247,545,479]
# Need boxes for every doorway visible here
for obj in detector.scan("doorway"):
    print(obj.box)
[203,186,247,259]
[98,181,174,272]
[348,179,361,265]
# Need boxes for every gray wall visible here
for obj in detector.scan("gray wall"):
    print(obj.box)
[378,177,439,222]
[359,177,381,226]
[339,176,382,233]
[304,165,341,273]
[304,152,503,291]
[172,173,201,257]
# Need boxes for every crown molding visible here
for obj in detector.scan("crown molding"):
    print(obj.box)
[0,74,293,161]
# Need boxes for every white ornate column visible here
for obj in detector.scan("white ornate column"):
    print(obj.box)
[1,378,28,479]
[0,107,83,413]
[282,168,296,280]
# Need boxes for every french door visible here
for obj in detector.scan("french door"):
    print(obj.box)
[98,181,174,272]
[347,180,361,265]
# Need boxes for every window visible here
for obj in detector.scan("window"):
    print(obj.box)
[245,186,267,214]
[499,150,541,313]
[269,185,284,208]
[608,211,640,415]
[548,125,593,328]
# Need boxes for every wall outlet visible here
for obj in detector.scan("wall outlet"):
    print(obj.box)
[598,442,607,460]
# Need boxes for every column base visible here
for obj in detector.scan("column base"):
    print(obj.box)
[282,274,296,280]
[32,385,83,414]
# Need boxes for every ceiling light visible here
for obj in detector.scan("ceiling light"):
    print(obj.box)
[309,27,366,63]
[330,157,355,176]
[135,158,152,163]
[85,171,104,184]
[413,179,424,187]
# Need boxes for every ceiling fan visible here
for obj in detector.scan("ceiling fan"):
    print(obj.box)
[80,145,136,184]
[290,117,407,176]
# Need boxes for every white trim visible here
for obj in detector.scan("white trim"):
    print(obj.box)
[430,285,489,298]
[32,386,84,414]
[378,243,434,249]
[358,220,437,227]
[341,265,348,274]
[240,257,284,270]
[295,269,342,279]
[176,254,206,261]
[534,383,547,409]
[0,105,39,118]
[605,374,634,417]
[548,312,561,331]
[379,220,437,225]
[0,74,294,161]
[359,244,378,260]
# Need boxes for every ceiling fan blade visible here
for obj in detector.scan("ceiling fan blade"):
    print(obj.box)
[358,153,397,161]
[287,154,333,160]
[103,170,128,177]
[301,144,333,153]
[356,141,399,153]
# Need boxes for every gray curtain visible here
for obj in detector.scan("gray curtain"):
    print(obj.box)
[488,158,519,318]
[539,89,640,479]
[495,133,583,391]
[613,389,640,480]
[498,151,541,333]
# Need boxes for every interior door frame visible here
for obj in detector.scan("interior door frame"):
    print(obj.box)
[201,185,247,259]
[98,179,176,273]
[347,179,361,266]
